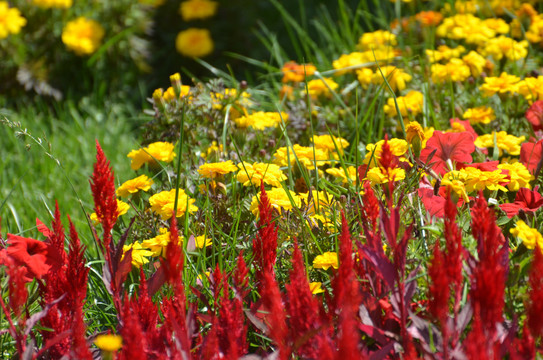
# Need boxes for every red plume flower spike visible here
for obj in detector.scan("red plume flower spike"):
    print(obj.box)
[527,245,543,339]
[163,216,183,285]
[253,183,278,281]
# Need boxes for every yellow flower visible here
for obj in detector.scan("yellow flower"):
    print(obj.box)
[371,66,412,92]
[175,28,213,58]
[122,242,154,268]
[309,282,325,294]
[195,235,212,248]
[515,77,543,103]
[149,189,198,220]
[430,58,471,83]
[356,68,374,89]
[406,121,425,155]
[332,52,368,74]
[142,228,181,257]
[117,175,154,197]
[364,138,409,167]
[461,167,509,192]
[273,145,330,170]
[179,0,218,21]
[312,134,349,155]
[95,334,122,353]
[436,14,495,46]
[463,106,495,125]
[162,85,192,102]
[234,111,288,130]
[426,45,466,63]
[313,252,339,270]
[198,160,238,179]
[61,17,105,56]
[480,72,520,97]
[497,162,534,191]
[357,30,397,51]
[383,90,424,118]
[441,170,469,202]
[326,166,358,184]
[236,162,286,187]
[32,0,72,8]
[201,141,223,159]
[482,36,528,62]
[306,78,339,99]
[483,18,510,34]
[127,142,176,170]
[365,166,406,185]
[510,220,543,250]
[462,51,487,78]
[0,2,26,39]
[250,187,302,217]
[474,131,525,156]
[281,61,317,83]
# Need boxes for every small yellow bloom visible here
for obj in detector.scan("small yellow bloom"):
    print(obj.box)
[306,78,339,99]
[32,0,72,8]
[383,91,424,118]
[90,199,129,225]
[365,167,406,185]
[357,30,397,51]
[175,28,214,58]
[95,334,122,352]
[481,36,528,62]
[462,51,486,78]
[273,145,330,170]
[463,106,495,125]
[127,142,176,170]
[497,162,534,191]
[195,235,212,248]
[234,111,288,130]
[372,66,412,92]
[198,160,238,179]
[117,175,154,197]
[123,242,154,268]
[179,0,218,21]
[430,58,471,83]
[149,189,198,220]
[237,162,286,187]
[312,134,349,155]
[142,228,181,257]
[309,282,325,294]
[480,72,520,97]
[426,45,466,63]
[61,17,105,56]
[474,131,525,156]
[313,252,339,270]
[0,2,26,39]
[510,220,543,250]
[250,187,302,217]
[326,166,358,184]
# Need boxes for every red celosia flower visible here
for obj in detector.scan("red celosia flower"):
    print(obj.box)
[428,243,449,325]
[259,270,289,359]
[499,187,543,218]
[420,131,475,175]
[520,139,543,174]
[526,100,543,131]
[361,181,380,232]
[379,135,399,171]
[526,244,543,338]
[216,272,247,359]
[253,183,278,280]
[2,234,50,282]
[443,196,465,319]
[163,216,183,285]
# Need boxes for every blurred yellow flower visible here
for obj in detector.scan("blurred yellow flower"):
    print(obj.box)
[480,72,520,97]
[61,17,105,56]
[383,91,424,118]
[179,0,218,21]
[482,36,528,62]
[462,51,486,78]
[312,134,349,155]
[273,145,330,170]
[306,78,339,99]
[95,334,122,352]
[127,142,176,170]
[32,0,72,8]
[0,2,26,39]
[326,166,358,184]
[313,252,338,270]
[430,59,471,83]
[122,242,154,268]
[117,175,154,197]
[510,220,543,250]
[309,282,325,294]
[474,131,525,156]
[237,162,286,187]
[372,66,412,92]
[426,45,466,63]
[234,111,288,130]
[463,106,495,125]
[281,61,316,83]
[198,160,238,179]
[175,28,214,58]
[195,235,212,248]
[357,30,397,51]
[149,189,198,220]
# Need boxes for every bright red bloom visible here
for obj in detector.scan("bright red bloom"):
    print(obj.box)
[499,187,543,218]
[526,100,543,132]
[420,131,475,175]
[520,139,543,174]
[2,234,50,282]
[526,244,543,338]
[253,183,278,280]
[419,187,446,218]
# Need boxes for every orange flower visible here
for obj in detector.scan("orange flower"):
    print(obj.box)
[281,61,316,83]
[415,11,443,27]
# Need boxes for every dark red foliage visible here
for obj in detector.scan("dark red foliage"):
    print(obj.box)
[2,234,51,282]
[470,194,507,336]
[520,139,543,174]
[526,245,543,339]
[526,100,543,132]
[420,131,475,175]
[500,187,543,218]
[253,183,278,280]
[90,140,119,257]
[510,328,535,360]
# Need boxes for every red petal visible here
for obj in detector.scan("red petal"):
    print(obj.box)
[420,131,475,175]
[520,140,543,174]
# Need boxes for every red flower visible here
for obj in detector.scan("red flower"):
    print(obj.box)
[2,234,51,282]
[526,100,543,132]
[499,187,543,218]
[450,118,478,140]
[418,187,446,218]
[520,139,543,174]
[420,131,475,175]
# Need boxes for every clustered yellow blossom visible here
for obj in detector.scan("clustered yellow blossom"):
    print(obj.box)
[250,187,302,217]
[383,90,424,118]
[179,0,218,21]
[371,66,412,92]
[198,160,238,179]
[61,17,105,56]
[149,189,197,220]
[122,242,154,268]
[175,28,214,58]
[481,36,528,62]
[32,0,72,8]
[474,131,525,156]
[326,166,358,184]
[431,58,471,84]
[463,106,495,125]
[142,228,180,256]
[0,2,26,39]
[365,166,406,185]
[510,220,543,250]
[237,162,286,187]
[127,142,176,170]
[313,252,339,270]
[332,49,396,74]
[516,76,543,102]
[497,162,534,191]
[162,85,192,102]
[357,30,397,50]
[312,134,349,156]
[201,141,223,159]
[281,61,317,83]
[234,111,288,130]
[460,167,509,192]
[306,78,339,99]
[437,14,496,46]
[273,145,330,170]
[117,175,154,198]
[426,45,466,63]
[480,72,520,97]
[462,51,487,77]
[441,171,469,202]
